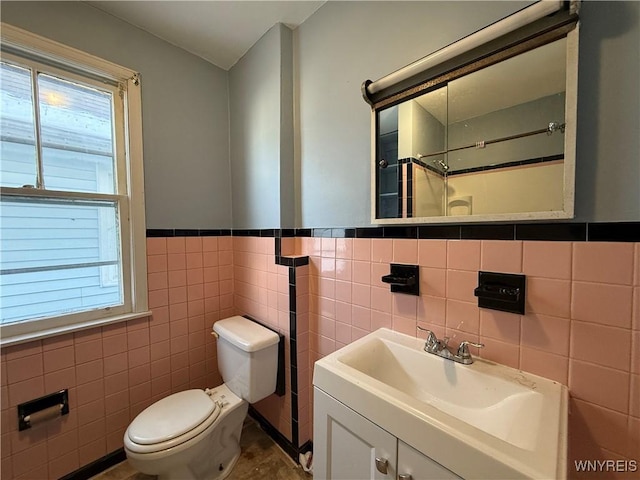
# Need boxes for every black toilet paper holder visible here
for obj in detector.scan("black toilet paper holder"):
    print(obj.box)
[18,389,69,431]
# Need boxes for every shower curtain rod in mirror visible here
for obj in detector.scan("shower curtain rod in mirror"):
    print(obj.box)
[415,122,566,161]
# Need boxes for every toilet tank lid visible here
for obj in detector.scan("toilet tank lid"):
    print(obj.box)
[213,316,279,352]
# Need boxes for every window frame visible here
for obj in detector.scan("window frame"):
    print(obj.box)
[0,23,149,346]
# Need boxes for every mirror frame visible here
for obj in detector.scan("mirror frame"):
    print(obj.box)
[365,2,580,224]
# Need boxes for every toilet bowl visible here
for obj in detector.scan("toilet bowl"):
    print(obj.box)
[123,316,280,480]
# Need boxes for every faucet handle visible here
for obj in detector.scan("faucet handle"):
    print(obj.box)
[417,326,439,349]
[457,340,485,359]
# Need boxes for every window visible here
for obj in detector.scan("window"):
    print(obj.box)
[0,24,148,344]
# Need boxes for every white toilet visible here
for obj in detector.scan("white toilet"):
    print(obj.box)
[123,316,280,480]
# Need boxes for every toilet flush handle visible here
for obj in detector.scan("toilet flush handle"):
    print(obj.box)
[211,331,219,339]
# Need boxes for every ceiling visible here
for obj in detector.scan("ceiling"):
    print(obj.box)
[87,1,325,70]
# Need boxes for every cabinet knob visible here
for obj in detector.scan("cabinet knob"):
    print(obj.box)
[399,474,413,480]
[375,457,389,474]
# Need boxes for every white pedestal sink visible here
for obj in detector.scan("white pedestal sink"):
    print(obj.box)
[313,328,568,479]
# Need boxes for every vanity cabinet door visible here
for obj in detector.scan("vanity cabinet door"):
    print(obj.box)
[397,440,462,480]
[314,388,397,480]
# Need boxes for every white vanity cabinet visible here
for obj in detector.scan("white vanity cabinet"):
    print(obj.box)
[314,388,461,480]
[396,440,461,480]
[313,329,568,479]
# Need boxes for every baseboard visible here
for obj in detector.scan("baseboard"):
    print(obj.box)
[248,405,300,462]
[299,439,313,454]
[59,448,126,480]
[59,407,306,479]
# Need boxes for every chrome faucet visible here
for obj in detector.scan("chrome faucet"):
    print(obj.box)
[417,326,484,365]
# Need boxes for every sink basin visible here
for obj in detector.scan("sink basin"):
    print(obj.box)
[314,328,568,479]
[338,335,544,450]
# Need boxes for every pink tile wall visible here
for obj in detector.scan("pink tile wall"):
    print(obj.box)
[145,236,229,398]
[232,237,293,442]
[2,235,637,480]
[0,323,158,480]
[0,236,229,480]
[300,238,640,479]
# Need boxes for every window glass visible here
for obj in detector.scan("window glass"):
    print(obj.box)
[38,73,116,193]
[0,197,123,324]
[0,57,126,328]
[0,62,38,188]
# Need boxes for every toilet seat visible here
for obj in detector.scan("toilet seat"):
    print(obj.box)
[125,389,221,454]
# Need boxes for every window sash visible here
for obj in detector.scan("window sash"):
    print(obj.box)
[1,52,124,193]
[0,193,124,285]
[0,23,148,346]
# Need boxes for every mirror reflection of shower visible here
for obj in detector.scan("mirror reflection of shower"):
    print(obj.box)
[417,153,449,173]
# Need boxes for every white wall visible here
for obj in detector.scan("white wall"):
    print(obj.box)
[229,23,295,229]
[295,0,640,227]
[3,1,638,230]
[574,0,639,222]
[294,1,533,227]
[1,1,232,230]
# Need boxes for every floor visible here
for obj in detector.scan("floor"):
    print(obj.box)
[91,419,310,480]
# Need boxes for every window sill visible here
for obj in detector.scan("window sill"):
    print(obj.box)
[0,311,152,347]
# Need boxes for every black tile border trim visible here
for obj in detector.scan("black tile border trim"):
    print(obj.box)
[406,164,413,218]
[447,154,565,176]
[276,256,310,267]
[404,154,565,178]
[62,413,302,479]
[60,448,126,480]
[146,228,232,237]
[288,269,299,450]
[146,228,304,238]
[60,348,298,479]
[269,235,308,450]
[299,439,313,456]
[41,410,278,471]
[249,405,299,461]
[461,224,515,240]
[588,222,640,242]
[149,222,639,242]
[516,223,587,241]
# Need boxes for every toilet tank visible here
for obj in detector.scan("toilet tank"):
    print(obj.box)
[213,316,280,403]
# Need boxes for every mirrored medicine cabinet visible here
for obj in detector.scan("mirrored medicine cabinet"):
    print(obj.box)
[363,1,580,224]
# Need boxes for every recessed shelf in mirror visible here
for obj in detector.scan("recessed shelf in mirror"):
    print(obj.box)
[364,1,580,224]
